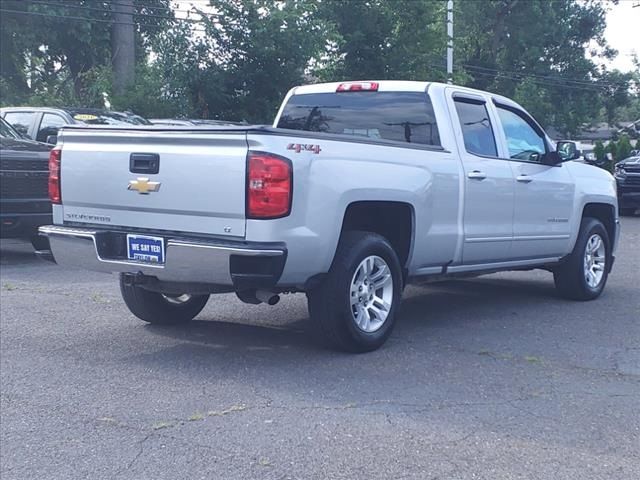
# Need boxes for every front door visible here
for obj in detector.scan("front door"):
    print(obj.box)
[448,92,515,264]
[494,104,575,258]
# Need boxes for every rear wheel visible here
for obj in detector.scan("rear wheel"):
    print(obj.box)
[119,275,209,325]
[553,217,610,300]
[307,231,403,352]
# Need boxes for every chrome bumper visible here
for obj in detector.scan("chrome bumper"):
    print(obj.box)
[38,225,286,286]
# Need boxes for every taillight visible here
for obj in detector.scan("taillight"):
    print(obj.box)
[247,151,292,219]
[336,81,379,92]
[48,147,61,204]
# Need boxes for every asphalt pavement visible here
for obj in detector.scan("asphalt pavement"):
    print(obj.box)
[1,217,639,480]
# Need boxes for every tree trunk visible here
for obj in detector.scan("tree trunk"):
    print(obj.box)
[111,0,135,96]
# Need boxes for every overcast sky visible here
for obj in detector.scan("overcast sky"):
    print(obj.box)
[173,0,639,73]
[603,0,638,72]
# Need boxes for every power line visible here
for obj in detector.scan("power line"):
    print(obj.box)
[420,58,617,93]
[460,62,629,90]
[462,68,615,93]
[111,0,221,23]
[109,0,221,19]
[25,0,217,25]
[422,51,632,91]
[0,6,211,32]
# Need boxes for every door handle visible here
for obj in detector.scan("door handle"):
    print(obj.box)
[516,174,533,183]
[467,170,487,180]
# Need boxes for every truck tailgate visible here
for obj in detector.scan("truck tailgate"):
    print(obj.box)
[59,129,248,237]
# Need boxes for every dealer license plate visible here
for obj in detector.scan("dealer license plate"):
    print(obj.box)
[126,234,165,264]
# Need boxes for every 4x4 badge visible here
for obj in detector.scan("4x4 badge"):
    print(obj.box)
[287,143,321,154]
[128,177,161,194]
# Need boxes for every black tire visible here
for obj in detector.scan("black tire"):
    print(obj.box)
[30,234,50,251]
[119,275,209,325]
[307,231,403,353]
[553,217,610,301]
[619,207,636,216]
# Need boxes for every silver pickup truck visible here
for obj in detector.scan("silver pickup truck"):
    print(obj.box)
[39,81,619,352]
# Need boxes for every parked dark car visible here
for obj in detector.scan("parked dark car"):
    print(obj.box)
[0,107,150,145]
[0,117,52,249]
[614,156,640,215]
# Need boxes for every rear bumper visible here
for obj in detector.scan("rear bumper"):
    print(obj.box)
[38,225,287,288]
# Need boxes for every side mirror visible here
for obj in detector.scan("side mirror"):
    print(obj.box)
[45,135,58,145]
[556,141,580,161]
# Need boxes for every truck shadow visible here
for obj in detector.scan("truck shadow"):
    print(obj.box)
[142,274,561,358]
[0,239,40,266]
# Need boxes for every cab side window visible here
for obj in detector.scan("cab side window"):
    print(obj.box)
[496,106,546,162]
[36,113,66,143]
[453,99,498,157]
[3,111,37,139]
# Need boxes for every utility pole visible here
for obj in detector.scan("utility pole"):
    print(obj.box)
[447,0,454,84]
[111,0,135,96]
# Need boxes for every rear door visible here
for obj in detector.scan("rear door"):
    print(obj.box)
[447,91,515,264]
[59,128,248,237]
[493,103,575,258]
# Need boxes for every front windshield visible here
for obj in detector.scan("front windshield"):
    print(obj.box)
[0,117,22,139]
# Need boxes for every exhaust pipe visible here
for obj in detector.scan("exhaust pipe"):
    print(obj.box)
[255,290,280,306]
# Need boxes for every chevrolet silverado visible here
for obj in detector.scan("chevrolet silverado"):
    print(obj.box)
[38,81,620,352]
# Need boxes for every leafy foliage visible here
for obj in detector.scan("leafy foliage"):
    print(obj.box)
[615,135,633,161]
[0,0,173,107]
[0,0,638,133]
[593,140,606,162]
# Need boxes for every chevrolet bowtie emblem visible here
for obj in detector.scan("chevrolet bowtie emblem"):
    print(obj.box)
[128,177,161,194]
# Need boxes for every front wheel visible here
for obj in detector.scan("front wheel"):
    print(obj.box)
[553,217,611,301]
[307,231,403,353]
[119,275,209,325]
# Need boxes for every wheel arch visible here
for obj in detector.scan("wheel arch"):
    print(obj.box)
[581,202,616,247]
[339,200,415,270]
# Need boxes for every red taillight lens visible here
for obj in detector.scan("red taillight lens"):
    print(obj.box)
[247,151,292,219]
[336,82,379,92]
[48,147,61,204]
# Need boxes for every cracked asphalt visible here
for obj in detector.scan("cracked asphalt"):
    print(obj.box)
[1,217,639,480]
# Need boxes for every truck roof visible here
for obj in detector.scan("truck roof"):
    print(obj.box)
[289,80,524,114]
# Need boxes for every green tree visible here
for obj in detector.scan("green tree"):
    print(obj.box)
[593,140,605,162]
[455,0,623,134]
[195,0,331,122]
[604,140,618,162]
[0,0,173,107]
[314,0,445,82]
[616,135,633,160]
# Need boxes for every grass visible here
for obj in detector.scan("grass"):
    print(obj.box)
[188,413,205,421]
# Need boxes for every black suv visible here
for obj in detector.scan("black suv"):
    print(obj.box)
[0,107,150,144]
[614,156,640,215]
[0,118,52,249]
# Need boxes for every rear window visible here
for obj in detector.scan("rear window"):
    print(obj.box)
[277,92,440,146]
[0,118,21,139]
[3,111,37,138]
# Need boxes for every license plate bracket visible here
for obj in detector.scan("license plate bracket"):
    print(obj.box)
[126,234,165,264]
